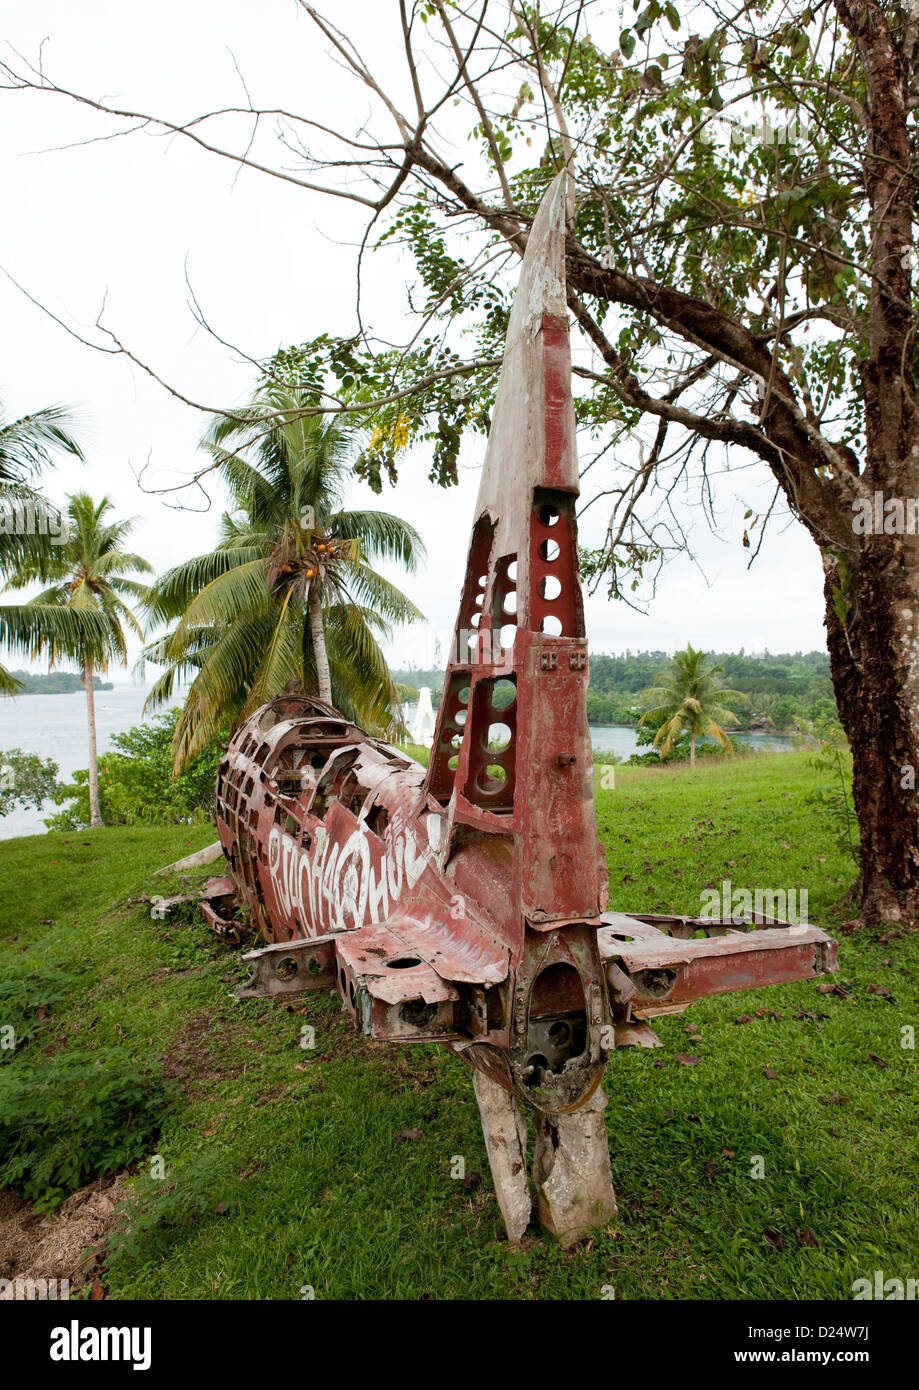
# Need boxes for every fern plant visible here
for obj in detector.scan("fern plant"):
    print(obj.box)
[0,1048,175,1210]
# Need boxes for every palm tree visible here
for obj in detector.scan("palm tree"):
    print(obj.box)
[0,493,152,827]
[639,645,748,767]
[0,398,83,693]
[0,399,83,487]
[143,384,426,771]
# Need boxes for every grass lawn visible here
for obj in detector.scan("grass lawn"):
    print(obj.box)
[0,751,916,1300]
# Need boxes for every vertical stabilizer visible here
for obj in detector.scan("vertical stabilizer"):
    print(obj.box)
[426,171,606,927]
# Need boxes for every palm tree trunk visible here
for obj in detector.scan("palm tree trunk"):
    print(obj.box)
[690,734,696,768]
[83,657,104,828]
[308,584,332,704]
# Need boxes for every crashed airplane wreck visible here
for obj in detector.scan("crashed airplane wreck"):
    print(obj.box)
[202,172,838,1247]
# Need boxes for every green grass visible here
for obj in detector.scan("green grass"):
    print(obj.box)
[1,753,916,1300]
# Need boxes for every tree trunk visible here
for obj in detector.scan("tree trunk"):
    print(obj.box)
[823,541,919,923]
[83,658,104,829]
[690,734,696,769]
[308,584,332,704]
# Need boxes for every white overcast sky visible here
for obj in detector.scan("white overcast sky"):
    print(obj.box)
[0,0,828,679]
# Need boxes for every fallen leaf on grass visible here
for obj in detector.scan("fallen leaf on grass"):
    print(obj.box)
[867,1052,889,1067]
[817,982,850,998]
[820,1091,849,1105]
[763,1066,778,1079]
[394,1127,424,1144]
[763,1227,785,1250]
[215,1202,227,1215]
[735,1014,755,1024]
[674,1053,701,1066]
[796,1228,819,1247]
[866,983,894,999]
[722,1148,735,1159]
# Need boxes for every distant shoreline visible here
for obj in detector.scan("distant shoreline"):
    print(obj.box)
[0,684,180,841]
[4,671,114,695]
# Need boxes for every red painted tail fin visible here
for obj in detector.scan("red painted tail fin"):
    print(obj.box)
[425,172,606,925]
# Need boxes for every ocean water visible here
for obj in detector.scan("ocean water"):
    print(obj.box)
[588,724,797,758]
[403,702,797,762]
[0,683,182,840]
[0,688,796,842]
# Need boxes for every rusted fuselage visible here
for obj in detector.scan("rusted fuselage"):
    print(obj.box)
[207,172,837,1244]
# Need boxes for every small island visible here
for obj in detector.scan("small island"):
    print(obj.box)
[6,669,114,695]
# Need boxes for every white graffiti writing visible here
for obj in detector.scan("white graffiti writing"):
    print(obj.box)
[266,814,434,935]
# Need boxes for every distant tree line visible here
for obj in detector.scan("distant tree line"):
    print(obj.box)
[392,651,836,733]
[5,669,113,694]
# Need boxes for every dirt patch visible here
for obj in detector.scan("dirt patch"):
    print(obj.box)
[0,1171,131,1291]
[161,1007,227,1084]
[299,1001,400,1065]
[161,1006,259,1090]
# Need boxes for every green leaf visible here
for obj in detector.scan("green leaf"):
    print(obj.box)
[634,3,660,39]
[790,31,809,61]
